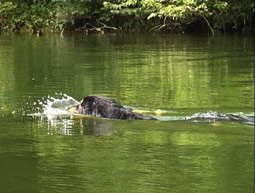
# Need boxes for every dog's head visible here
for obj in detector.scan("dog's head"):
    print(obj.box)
[66,99,84,114]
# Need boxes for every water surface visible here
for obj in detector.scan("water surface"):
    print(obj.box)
[0,34,253,193]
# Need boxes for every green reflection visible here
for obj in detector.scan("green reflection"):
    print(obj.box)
[0,34,253,113]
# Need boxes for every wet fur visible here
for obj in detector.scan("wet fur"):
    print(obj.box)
[77,95,155,120]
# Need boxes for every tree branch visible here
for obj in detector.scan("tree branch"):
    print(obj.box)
[97,21,118,31]
[149,16,168,32]
[201,15,214,36]
[74,22,119,33]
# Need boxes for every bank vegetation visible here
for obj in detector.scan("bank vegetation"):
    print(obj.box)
[0,0,254,35]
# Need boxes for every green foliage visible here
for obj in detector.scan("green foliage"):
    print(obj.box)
[0,2,17,31]
[0,0,254,34]
[102,0,146,31]
[101,0,254,33]
[0,1,88,33]
[223,0,254,32]
[102,0,228,32]
[49,2,88,31]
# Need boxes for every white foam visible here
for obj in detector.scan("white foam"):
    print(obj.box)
[26,94,80,134]
[28,93,79,121]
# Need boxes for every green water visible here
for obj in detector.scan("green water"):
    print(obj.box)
[0,34,254,193]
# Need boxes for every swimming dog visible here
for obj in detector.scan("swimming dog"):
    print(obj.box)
[66,95,155,120]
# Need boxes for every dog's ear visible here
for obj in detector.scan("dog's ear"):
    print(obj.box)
[80,99,85,106]
[76,99,85,114]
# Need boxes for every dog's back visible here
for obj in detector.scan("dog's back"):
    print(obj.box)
[78,95,155,120]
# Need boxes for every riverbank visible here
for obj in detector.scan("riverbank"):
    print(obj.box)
[0,1,254,35]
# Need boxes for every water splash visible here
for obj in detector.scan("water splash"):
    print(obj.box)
[28,93,79,120]
[26,93,80,135]
[184,111,254,125]
[153,111,254,125]
[43,94,79,119]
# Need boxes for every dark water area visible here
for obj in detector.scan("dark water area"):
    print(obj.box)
[0,34,254,193]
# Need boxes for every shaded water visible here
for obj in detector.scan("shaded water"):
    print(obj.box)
[0,34,254,193]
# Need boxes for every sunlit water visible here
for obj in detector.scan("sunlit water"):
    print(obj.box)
[0,34,254,193]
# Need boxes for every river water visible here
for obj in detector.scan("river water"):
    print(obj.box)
[0,34,254,193]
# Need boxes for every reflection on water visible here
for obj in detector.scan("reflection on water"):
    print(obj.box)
[80,119,113,136]
[0,34,253,112]
[0,34,254,193]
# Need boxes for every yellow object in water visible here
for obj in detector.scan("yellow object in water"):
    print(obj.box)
[132,109,151,114]
[66,105,78,113]
[155,109,163,116]
[96,28,101,32]
[133,109,163,116]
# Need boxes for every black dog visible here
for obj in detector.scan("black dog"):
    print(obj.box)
[67,95,155,120]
